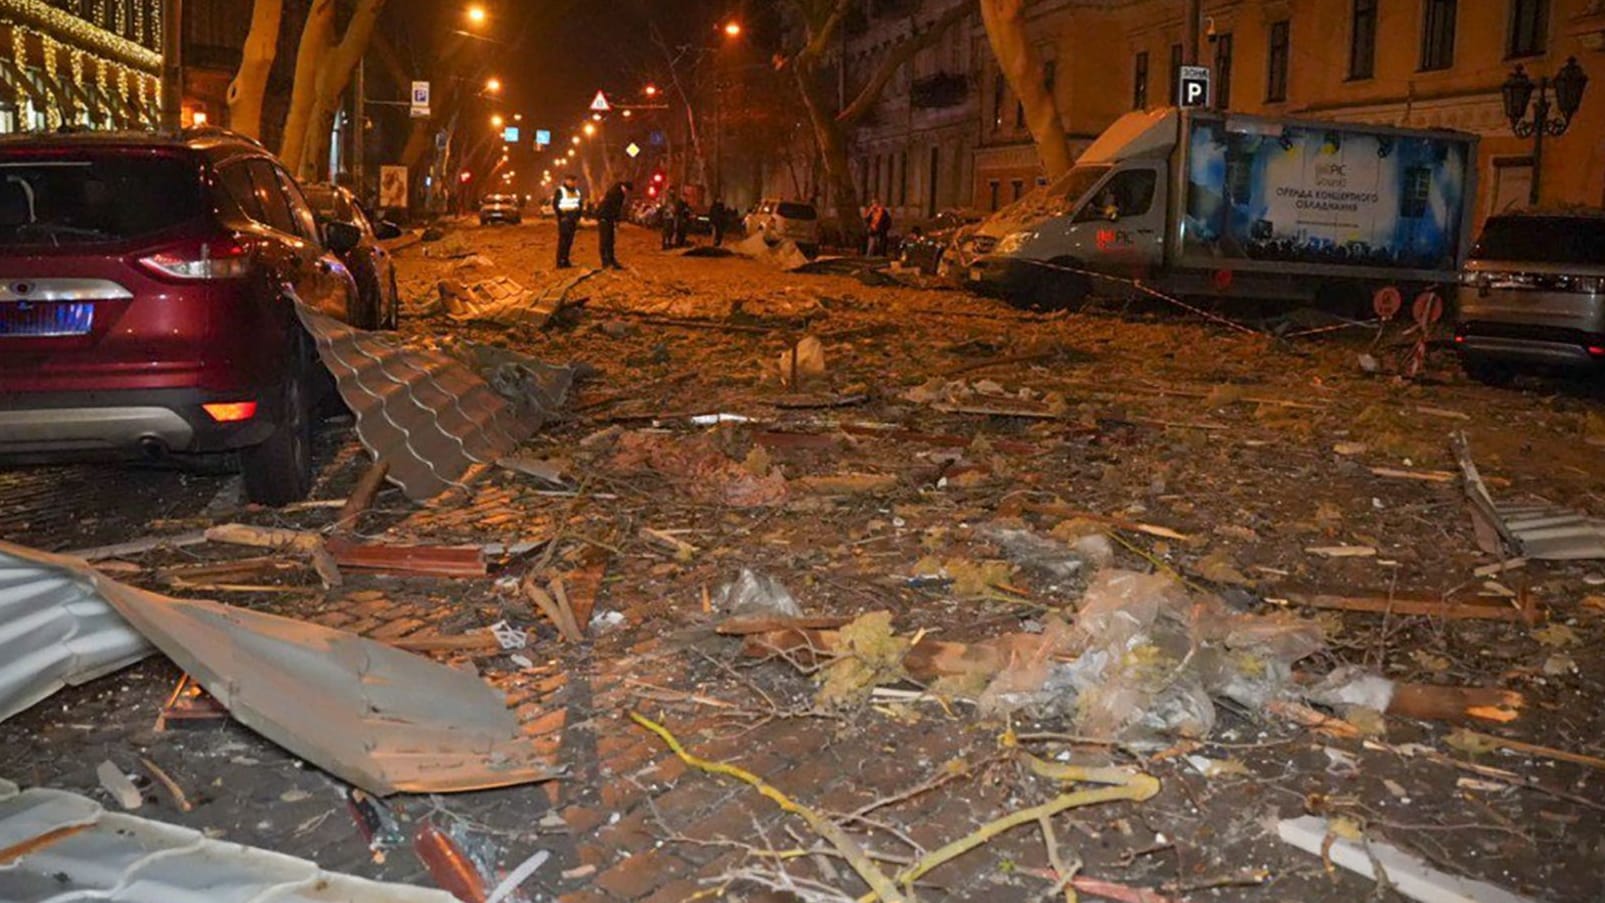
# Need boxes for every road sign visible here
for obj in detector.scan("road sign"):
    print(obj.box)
[625,142,640,159]
[589,90,611,113]
[503,126,520,143]
[410,80,431,119]
[535,129,551,148]
[1178,66,1210,108]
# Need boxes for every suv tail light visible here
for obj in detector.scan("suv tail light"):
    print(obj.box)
[138,238,252,281]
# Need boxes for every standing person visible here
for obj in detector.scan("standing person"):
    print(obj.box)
[596,180,631,269]
[553,175,583,269]
[673,196,691,248]
[659,193,677,250]
[709,198,728,247]
[865,199,892,257]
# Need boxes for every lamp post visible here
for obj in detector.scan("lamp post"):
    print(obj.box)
[1501,57,1589,207]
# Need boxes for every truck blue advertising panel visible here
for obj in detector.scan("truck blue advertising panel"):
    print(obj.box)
[1182,116,1472,272]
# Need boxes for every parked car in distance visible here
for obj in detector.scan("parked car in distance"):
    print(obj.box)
[899,208,983,275]
[744,199,819,255]
[0,127,361,505]
[479,193,523,225]
[303,182,401,330]
[1455,209,1605,384]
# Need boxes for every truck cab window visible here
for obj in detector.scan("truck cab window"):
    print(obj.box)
[1075,169,1157,222]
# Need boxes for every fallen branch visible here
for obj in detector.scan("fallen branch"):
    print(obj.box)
[336,459,391,531]
[1269,590,1541,625]
[630,711,907,903]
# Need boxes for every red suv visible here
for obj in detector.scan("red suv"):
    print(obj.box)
[0,128,360,505]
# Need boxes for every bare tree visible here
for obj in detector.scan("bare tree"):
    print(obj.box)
[227,0,284,140]
[979,0,1072,178]
[785,0,967,243]
[279,0,336,173]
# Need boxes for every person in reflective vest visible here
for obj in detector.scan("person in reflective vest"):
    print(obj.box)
[553,175,583,268]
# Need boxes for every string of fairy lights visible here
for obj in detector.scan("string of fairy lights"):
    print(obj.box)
[1,0,163,130]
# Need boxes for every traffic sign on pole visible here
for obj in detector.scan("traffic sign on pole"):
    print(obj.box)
[625,142,641,159]
[410,81,431,118]
[589,90,611,113]
[1178,66,1210,108]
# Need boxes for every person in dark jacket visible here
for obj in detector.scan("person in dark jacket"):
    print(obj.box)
[596,180,631,269]
[659,193,677,250]
[865,199,892,257]
[673,198,691,248]
[709,198,728,247]
[552,175,583,268]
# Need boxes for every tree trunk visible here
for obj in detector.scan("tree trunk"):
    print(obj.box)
[279,0,335,174]
[980,0,1073,179]
[795,62,862,246]
[227,0,283,139]
[297,0,389,181]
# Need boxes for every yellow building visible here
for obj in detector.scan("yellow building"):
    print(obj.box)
[975,0,1605,224]
[0,0,165,133]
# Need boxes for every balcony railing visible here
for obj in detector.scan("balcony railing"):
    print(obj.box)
[911,72,968,109]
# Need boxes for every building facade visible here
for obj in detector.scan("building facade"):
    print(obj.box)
[844,0,981,225]
[0,0,165,133]
[967,0,1605,221]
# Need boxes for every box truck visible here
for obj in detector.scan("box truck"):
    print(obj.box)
[961,108,1478,309]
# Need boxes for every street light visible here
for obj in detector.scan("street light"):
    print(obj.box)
[466,5,487,27]
[571,135,581,145]
[1502,56,1589,206]
[582,122,597,137]
[484,77,502,94]
[490,114,505,128]
[643,84,658,97]
[722,21,741,37]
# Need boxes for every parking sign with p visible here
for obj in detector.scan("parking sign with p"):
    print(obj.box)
[1178,66,1210,108]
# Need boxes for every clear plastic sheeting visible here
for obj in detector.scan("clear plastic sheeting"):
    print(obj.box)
[0,550,152,725]
[0,779,458,902]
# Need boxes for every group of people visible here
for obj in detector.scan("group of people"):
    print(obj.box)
[552,178,899,268]
[552,173,731,270]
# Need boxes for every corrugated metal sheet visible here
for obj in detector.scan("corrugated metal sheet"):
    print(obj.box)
[1454,433,1605,561]
[295,299,564,501]
[0,779,457,902]
[0,552,152,724]
[0,542,561,796]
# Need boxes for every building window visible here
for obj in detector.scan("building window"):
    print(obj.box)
[899,150,908,206]
[1350,0,1377,79]
[1168,43,1183,104]
[1043,58,1056,95]
[1011,179,1024,201]
[988,180,1000,212]
[1015,99,1025,127]
[1420,0,1456,71]
[992,73,1005,131]
[1507,0,1548,58]
[1214,33,1233,109]
[1266,20,1290,102]
[1133,51,1149,109]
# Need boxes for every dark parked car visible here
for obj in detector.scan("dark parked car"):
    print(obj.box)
[303,182,401,330]
[0,128,362,505]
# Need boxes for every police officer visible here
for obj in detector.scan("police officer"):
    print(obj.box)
[553,174,582,269]
[596,180,631,269]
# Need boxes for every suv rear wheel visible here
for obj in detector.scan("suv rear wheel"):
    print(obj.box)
[241,351,314,505]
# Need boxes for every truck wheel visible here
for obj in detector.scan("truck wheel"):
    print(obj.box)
[241,355,314,506]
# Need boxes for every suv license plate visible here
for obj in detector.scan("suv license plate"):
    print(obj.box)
[0,301,94,337]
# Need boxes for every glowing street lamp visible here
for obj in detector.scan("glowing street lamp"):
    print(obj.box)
[643,84,658,97]
[466,5,487,27]
[582,122,597,137]
[570,135,581,145]
[490,114,505,128]
[484,77,502,94]
[722,21,741,37]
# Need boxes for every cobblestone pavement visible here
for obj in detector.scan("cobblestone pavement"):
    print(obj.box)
[4,218,1603,902]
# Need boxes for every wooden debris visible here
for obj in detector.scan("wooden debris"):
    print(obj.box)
[1020,502,1190,541]
[389,632,504,654]
[1279,815,1538,903]
[1305,545,1378,558]
[1371,466,1456,483]
[716,615,854,636]
[139,757,194,812]
[323,537,487,578]
[559,549,611,630]
[523,574,583,643]
[1388,684,1524,724]
[154,674,229,731]
[792,473,899,495]
[96,761,142,810]
[336,459,391,531]
[204,523,322,553]
[1450,729,1605,771]
[67,530,208,562]
[1271,589,1542,624]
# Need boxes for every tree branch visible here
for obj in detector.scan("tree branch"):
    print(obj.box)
[838,3,968,125]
